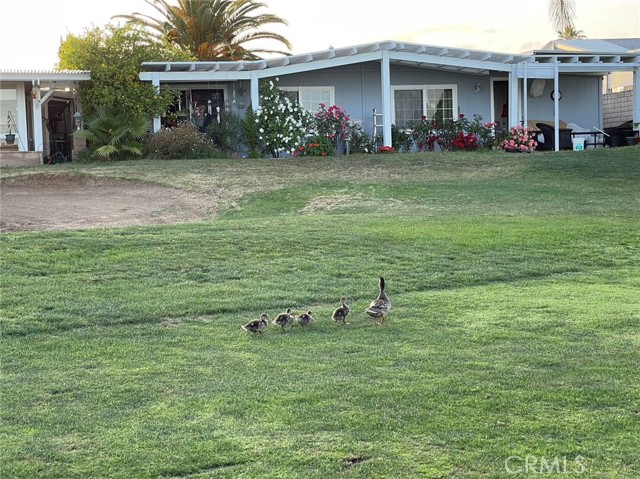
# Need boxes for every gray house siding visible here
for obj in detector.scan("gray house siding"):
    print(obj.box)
[274,63,500,135]
[525,75,602,129]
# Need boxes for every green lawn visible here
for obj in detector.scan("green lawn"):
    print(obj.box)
[1,149,639,478]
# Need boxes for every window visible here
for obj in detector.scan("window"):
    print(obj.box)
[393,89,423,129]
[280,87,334,113]
[425,86,455,124]
[392,85,458,128]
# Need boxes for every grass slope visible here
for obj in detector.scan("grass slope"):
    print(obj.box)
[1,149,639,478]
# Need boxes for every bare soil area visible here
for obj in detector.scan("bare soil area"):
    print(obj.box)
[1,173,216,232]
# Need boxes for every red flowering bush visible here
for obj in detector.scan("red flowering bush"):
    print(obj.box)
[314,103,350,142]
[412,113,492,151]
[378,145,395,154]
[451,131,479,150]
[293,135,334,157]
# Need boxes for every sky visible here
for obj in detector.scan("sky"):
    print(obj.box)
[1,0,638,70]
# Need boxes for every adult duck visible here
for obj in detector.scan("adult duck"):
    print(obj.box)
[365,277,391,324]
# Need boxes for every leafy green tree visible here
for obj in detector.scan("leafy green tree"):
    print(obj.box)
[115,0,291,60]
[58,24,192,117]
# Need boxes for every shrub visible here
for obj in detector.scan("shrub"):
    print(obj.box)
[207,110,246,154]
[346,122,375,154]
[147,122,219,159]
[499,126,538,152]
[293,135,335,157]
[74,106,149,161]
[391,125,413,152]
[313,103,350,142]
[451,132,479,150]
[255,78,311,157]
[242,108,261,158]
[412,113,495,152]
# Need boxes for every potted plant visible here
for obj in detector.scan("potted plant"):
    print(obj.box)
[5,111,17,145]
[4,129,15,145]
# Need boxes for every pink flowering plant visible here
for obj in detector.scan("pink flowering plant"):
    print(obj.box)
[500,126,538,152]
[313,103,350,143]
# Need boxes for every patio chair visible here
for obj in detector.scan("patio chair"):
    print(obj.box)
[536,123,573,150]
[604,121,634,147]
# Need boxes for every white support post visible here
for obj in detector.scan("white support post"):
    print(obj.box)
[152,73,161,133]
[508,64,519,130]
[32,85,43,154]
[553,58,560,151]
[380,50,392,148]
[522,62,528,130]
[250,72,259,111]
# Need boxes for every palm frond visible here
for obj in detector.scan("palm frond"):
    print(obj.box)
[114,0,291,60]
[548,0,576,32]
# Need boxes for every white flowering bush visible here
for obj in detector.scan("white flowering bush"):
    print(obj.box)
[255,78,311,157]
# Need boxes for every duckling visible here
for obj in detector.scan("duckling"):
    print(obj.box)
[365,277,391,324]
[296,310,315,327]
[331,297,350,325]
[273,308,294,331]
[242,313,269,334]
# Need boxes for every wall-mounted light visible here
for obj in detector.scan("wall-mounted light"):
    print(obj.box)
[73,111,83,131]
[474,82,482,93]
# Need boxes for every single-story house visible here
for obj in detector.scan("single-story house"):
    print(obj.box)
[140,39,640,152]
[0,70,90,166]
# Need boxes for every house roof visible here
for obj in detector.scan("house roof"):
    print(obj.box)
[140,39,640,84]
[140,40,531,82]
[539,38,640,54]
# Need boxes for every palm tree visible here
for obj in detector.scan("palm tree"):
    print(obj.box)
[115,0,291,61]
[75,106,150,161]
[548,0,577,33]
[557,25,587,40]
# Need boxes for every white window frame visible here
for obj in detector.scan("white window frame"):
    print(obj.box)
[280,86,335,113]
[391,84,459,127]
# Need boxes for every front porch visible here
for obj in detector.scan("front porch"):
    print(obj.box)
[0,69,91,166]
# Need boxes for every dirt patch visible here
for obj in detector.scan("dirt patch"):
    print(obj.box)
[0,173,217,232]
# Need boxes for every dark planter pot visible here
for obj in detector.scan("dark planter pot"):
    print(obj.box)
[5,133,15,144]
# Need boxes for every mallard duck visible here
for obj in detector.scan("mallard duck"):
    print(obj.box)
[296,310,315,327]
[331,297,350,325]
[242,313,269,334]
[273,308,294,331]
[365,277,391,324]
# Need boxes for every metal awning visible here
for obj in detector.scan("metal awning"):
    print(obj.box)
[0,70,91,89]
